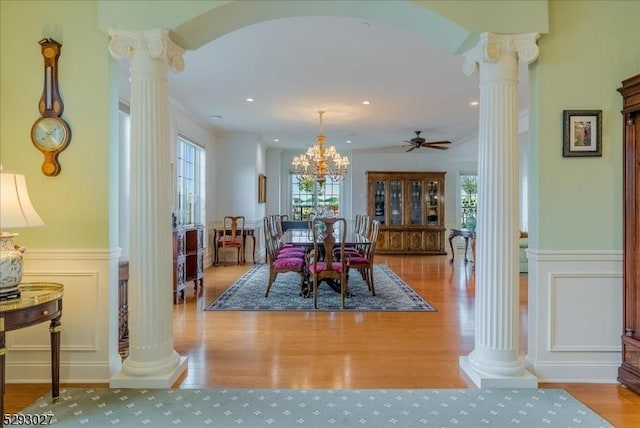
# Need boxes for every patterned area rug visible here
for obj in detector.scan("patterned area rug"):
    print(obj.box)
[21,387,612,427]
[205,264,435,312]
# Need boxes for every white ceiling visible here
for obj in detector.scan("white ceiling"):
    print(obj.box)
[123,16,529,154]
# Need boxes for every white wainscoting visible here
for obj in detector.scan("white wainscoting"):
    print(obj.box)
[6,249,121,383]
[525,249,623,383]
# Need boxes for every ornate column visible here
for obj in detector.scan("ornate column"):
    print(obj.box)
[459,33,539,388]
[108,29,187,388]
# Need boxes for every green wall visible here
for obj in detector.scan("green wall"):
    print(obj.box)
[3,0,636,253]
[0,0,113,248]
[529,0,640,250]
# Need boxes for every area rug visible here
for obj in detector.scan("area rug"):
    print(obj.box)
[20,387,612,427]
[205,264,436,312]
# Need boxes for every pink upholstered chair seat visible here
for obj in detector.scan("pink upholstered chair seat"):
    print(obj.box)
[308,262,343,274]
[272,257,304,270]
[278,247,306,255]
[221,238,242,247]
[277,250,305,260]
[346,256,370,266]
[335,247,363,259]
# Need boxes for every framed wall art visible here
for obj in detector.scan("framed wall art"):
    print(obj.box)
[258,174,267,203]
[562,110,602,157]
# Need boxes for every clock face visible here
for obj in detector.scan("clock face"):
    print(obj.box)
[31,117,69,151]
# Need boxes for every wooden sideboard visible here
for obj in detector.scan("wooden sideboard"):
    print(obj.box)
[367,171,447,255]
[618,73,640,395]
[173,225,204,304]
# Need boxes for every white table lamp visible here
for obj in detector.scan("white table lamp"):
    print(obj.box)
[0,168,44,299]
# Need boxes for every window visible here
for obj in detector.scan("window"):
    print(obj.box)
[291,174,341,220]
[118,106,131,257]
[176,136,205,225]
[460,173,477,230]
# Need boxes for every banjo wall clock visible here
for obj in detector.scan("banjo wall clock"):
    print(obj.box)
[30,38,71,176]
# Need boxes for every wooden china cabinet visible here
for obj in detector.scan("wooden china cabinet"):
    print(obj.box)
[172,224,204,304]
[618,73,640,395]
[366,171,446,255]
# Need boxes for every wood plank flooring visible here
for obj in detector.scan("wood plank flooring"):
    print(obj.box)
[5,254,640,427]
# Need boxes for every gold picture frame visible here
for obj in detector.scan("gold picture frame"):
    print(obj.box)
[258,174,267,203]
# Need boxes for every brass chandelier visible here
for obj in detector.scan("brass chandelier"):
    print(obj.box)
[291,111,350,186]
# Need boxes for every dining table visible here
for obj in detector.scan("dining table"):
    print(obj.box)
[279,228,371,249]
[279,226,371,295]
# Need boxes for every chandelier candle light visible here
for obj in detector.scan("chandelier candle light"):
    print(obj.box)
[0,168,44,299]
[292,111,350,187]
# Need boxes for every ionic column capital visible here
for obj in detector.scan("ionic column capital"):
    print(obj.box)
[463,32,540,76]
[108,28,185,72]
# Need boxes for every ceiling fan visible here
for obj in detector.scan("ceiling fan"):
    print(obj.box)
[402,131,451,152]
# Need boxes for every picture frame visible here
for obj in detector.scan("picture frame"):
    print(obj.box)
[258,174,267,203]
[562,110,602,157]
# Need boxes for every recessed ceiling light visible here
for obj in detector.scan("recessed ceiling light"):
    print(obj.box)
[209,115,223,119]
[362,100,371,105]
[246,97,254,102]
[346,140,352,144]
[273,138,279,142]
[470,101,479,106]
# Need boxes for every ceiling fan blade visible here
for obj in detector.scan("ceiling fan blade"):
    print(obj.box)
[425,145,449,150]
[423,140,452,146]
[405,145,417,152]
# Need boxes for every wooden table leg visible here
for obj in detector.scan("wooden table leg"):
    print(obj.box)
[213,231,220,265]
[50,313,62,401]
[471,235,477,268]
[463,236,469,263]
[448,230,455,263]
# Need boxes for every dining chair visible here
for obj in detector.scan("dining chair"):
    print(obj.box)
[346,219,380,296]
[336,214,369,261]
[355,214,370,236]
[308,217,348,309]
[216,216,245,265]
[276,214,289,236]
[263,216,306,297]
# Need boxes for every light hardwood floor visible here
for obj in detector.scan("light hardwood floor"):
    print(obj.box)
[6,254,640,426]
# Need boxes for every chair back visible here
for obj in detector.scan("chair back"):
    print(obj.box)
[355,214,370,236]
[275,214,289,236]
[364,219,381,260]
[263,216,280,262]
[265,215,279,238]
[354,214,364,234]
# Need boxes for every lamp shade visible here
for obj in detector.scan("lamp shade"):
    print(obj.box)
[0,171,44,229]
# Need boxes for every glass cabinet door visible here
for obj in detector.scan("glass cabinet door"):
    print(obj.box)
[408,180,423,225]
[426,180,440,225]
[389,180,403,225]
[373,180,386,224]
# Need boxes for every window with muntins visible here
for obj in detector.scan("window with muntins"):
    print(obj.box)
[460,173,477,230]
[176,136,205,226]
[291,174,341,220]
